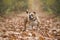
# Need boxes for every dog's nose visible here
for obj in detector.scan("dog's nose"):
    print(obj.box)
[31,14,33,16]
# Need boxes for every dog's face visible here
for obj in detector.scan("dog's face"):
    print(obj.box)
[26,10,36,20]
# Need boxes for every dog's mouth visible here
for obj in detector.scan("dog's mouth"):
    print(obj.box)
[29,15,34,20]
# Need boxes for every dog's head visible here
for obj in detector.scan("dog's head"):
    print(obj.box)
[26,10,36,20]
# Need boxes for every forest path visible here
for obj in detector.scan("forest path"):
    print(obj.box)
[0,0,60,40]
[0,11,60,40]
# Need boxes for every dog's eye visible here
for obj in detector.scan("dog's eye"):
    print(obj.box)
[33,12,36,14]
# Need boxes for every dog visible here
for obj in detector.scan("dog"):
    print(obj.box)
[24,10,40,31]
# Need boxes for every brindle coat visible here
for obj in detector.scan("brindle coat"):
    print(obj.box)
[23,10,40,31]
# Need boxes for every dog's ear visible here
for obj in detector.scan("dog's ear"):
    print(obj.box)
[33,11,36,14]
[26,10,28,14]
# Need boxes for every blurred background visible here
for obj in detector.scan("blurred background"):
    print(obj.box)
[0,0,28,16]
[0,0,60,16]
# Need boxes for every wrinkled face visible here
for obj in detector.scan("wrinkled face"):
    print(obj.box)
[26,11,36,20]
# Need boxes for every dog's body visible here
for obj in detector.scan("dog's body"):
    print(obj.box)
[24,10,40,31]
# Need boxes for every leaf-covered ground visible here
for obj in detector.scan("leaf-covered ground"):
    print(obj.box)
[0,12,60,40]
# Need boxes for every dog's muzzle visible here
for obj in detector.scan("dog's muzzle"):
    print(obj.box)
[29,15,36,21]
[29,15,34,20]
